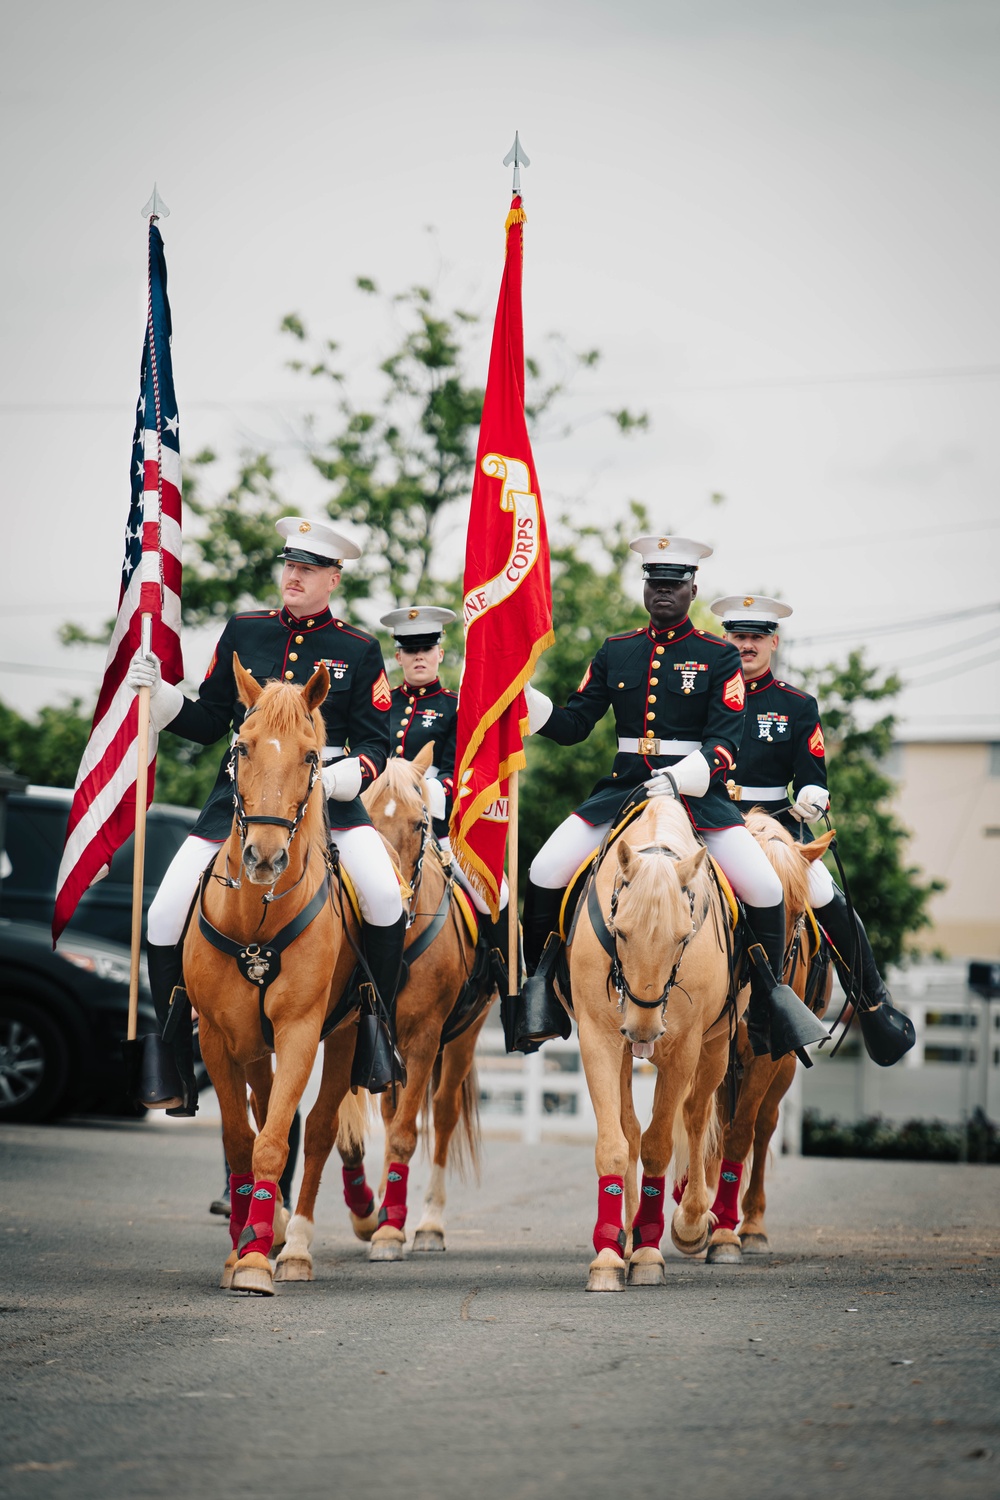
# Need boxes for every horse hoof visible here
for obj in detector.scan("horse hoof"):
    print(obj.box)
[230,1251,275,1296]
[627,1248,666,1286]
[706,1231,743,1265]
[272,1206,290,1251]
[411,1229,446,1253]
[350,1210,379,1243]
[368,1232,406,1263]
[219,1250,238,1290]
[670,1219,710,1257]
[274,1255,313,1282]
[586,1250,627,1292]
[739,1232,771,1256]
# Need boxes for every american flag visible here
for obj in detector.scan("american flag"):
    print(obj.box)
[53,221,184,941]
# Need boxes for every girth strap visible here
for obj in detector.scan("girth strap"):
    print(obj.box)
[402,880,453,972]
[587,877,616,962]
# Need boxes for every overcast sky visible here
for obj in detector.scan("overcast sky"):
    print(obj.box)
[2,0,997,738]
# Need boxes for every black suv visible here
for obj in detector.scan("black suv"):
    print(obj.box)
[1,786,198,1122]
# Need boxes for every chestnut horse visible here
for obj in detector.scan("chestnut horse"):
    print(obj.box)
[275,742,491,1278]
[184,658,363,1296]
[705,811,834,1264]
[566,794,746,1291]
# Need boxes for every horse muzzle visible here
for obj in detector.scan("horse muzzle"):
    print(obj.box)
[243,843,289,884]
[620,1014,665,1049]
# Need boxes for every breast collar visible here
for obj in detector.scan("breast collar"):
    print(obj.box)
[278,605,334,631]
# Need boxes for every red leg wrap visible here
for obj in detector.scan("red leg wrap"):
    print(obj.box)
[342,1164,375,1220]
[631,1174,666,1249]
[672,1172,688,1206]
[377,1162,409,1232]
[237,1179,279,1259]
[711,1158,744,1232]
[229,1172,254,1252]
[593,1175,626,1258]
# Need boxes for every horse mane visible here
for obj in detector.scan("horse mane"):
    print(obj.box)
[622,797,706,929]
[743,809,810,915]
[253,679,328,747]
[365,755,424,816]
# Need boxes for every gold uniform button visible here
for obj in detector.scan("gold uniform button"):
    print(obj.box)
[289,652,298,662]
[618,681,625,689]
[409,697,416,705]
[655,646,664,656]
[295,635,304,645]
[395,746,404,755]
[284,670,294,680]
[269,610,277,616]
[396,729,405,738]
[649,676,658,686]
[647,713,656,723]
[647,694,657,704]
[683,687,691,695]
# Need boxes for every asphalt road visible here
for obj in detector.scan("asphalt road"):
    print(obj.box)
[1,1117,998,1500]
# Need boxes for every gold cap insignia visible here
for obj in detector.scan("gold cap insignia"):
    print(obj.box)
[408,609,419,619]
[743,596,754,606]
[658,538,669,549]
[298,521,311,533]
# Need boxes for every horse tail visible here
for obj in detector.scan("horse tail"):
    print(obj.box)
[419,1051,482,1182]
[335,1088,371,1156]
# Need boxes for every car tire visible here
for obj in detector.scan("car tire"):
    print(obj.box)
[0,996,72,1123]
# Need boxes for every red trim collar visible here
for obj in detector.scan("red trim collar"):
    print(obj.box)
[746,668,775,692]
[647,617,694,645]
[279,605,334,630]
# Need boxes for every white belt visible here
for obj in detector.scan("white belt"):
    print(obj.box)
[617,737,700,756]
[733,784,787,801]
[321,746,346,763]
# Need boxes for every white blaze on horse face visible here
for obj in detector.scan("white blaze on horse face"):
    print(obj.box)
[267,738,281,754]
[384,798,396,818]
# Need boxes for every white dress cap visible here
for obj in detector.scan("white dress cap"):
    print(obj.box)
[380,605,457,641]
[710,594,793,633]
[275,515,362,564]
[629,535,714,573]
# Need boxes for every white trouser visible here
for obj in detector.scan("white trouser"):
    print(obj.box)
[528,812,783,909]
[146,825,403,948]
[806,856,836,908]
[529,815,613,890]
[700,826,783,908]
[438,836,509,917]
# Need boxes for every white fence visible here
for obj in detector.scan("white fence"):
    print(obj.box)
[474,962,1000,1149]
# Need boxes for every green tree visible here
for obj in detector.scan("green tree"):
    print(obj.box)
[0,699,92,790]
[810,650,943,969]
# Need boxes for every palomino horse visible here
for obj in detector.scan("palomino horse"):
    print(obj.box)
[567,794,745,1291]
[704,811,834,1264]
[275,742,491,1278]
[184,657,363,1297]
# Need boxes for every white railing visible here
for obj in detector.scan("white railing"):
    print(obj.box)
[474,961,1000,1148]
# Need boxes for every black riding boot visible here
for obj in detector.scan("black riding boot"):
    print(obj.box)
[351,914,407,1095]
[502,880,571,1055]
[127,941,198,1116]
[743,900,830,1062]
[812,889,915,1066]
[479,904,518,996]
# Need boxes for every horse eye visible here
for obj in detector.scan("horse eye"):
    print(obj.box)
[236,742,249,757]
[305,750,319,765]
[616,930,628,943]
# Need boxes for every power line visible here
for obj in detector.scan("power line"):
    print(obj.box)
[0,661,101,680]
[887,626,1000,671]
[905,647,1000,689]
[791,600,1000,646]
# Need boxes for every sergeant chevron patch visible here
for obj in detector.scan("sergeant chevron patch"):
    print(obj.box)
[372,670,392,710]
[722,671,746,711]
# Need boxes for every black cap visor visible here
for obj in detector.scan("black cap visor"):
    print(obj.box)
[278,547,342,568]
[643,563,697,581]
[395,633,443,652]
[722,618,778,635]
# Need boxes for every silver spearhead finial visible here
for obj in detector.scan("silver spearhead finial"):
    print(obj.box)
[503,133,530,195]
[141,184,170,220]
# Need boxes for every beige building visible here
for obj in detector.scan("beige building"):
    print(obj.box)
[889,733,1000,958]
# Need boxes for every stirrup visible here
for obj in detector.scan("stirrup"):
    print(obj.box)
[351,984,407,1097]
[768,982,829,1064]
[125,1034,184,1111]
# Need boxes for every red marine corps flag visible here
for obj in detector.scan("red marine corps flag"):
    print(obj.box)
[449,161,554,917]
[53,191,183,942]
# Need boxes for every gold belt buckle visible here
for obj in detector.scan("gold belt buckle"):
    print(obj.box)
[638,735,660,756]
[726,778,743,802]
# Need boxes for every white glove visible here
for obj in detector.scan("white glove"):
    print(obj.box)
[646,750,712,800]
[790,784,829,823]
[126,650,183,731]
[321,757,363,802]
[424,775,447,821]
[524,682,553,734]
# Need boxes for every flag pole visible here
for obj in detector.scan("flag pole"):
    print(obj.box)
[127,613,152,1042]
[507,769,519,1000]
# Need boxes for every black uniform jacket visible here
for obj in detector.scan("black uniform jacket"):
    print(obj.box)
[168,605,391,841]
[732,668,828,829]
[389,677,458,826]
[539,618,747,831]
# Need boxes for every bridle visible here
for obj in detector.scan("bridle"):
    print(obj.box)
[607,844,697,1013]
[212,706,322,912]
[403,800,432,929]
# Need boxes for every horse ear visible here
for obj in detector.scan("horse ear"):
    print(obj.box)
[617,841,634,875]
[413,741,435,774]
[674,845,708,889]
[233,653,262,710]
[303,663,330,713]
[802,828,835,861]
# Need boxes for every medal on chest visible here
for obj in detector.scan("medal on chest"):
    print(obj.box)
[314,658,350,680]
[756,711,789,742]
[673,660,708,694]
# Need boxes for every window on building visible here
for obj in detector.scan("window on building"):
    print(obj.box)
[989,743,1000,776]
